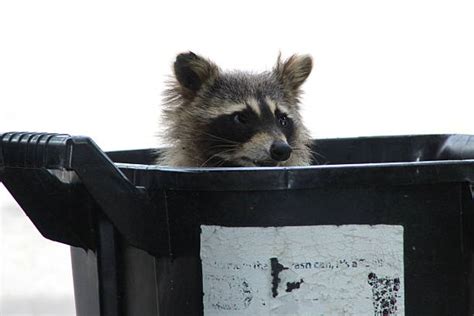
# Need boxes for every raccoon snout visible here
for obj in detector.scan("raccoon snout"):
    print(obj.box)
[270,141,292,162]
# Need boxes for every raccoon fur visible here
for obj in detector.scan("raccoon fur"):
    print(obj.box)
[157,52,313,167]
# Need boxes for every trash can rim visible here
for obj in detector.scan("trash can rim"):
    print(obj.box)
[116,158,474,191]
[115,158,474,171]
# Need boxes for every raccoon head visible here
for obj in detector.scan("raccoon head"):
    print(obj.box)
[160,52,313,167]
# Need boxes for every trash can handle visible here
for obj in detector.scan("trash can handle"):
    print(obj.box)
[0,132,73,169]
[0,132,165,256]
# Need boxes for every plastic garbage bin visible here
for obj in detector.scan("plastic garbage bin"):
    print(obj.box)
[1,132,474,315]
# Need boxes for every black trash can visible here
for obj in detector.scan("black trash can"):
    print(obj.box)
[1,132,474,315]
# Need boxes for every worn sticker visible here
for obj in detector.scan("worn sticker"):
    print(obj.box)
[200,225,404,315]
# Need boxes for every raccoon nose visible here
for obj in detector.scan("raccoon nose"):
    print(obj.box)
[270,141,292,161]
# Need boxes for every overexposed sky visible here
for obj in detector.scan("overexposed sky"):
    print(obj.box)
[1,0,474,315]
[1,1,473,152]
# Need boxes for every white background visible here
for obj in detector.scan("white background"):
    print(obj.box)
[1,0,473,315]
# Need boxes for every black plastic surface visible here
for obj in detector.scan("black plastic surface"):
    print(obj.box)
[0,132,164,255]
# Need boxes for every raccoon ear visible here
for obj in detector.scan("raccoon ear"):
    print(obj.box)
[174,52,219,96]
[274,54,313,93]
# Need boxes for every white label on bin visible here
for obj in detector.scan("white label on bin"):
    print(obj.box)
[200,225,404,315]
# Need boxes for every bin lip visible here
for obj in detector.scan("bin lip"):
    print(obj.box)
[116,158,474,191]
[116,158,474,170]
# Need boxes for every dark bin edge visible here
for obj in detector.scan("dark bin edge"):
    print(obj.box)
[0,132,167,257]
[113,158,474,192]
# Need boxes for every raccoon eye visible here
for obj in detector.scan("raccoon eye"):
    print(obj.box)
[278,114,289,127]
[233,113,248,124]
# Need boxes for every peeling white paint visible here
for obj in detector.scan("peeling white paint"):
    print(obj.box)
[201,225,404,315]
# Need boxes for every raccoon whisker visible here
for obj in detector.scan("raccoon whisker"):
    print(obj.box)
[207,142,239,148]
[215,159,228,168]
[290,147,326,165]
[201,156,228,168]
[207,144,239,151]
[298,147,324,158]
[308,150,328,165]
[310,155,321,165]
[200,148,236,167]
[165,131,237,146]
[292,146,327,161]
[201,132,239,145]
[309,150,327,161]
[200,156,220,168]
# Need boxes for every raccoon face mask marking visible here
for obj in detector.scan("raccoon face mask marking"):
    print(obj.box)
[204,97,297,167]
[158,52,313,167]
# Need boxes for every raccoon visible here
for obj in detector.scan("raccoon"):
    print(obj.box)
[157,52,313,167]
